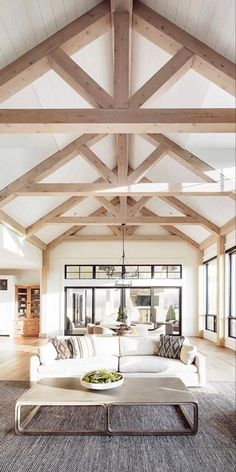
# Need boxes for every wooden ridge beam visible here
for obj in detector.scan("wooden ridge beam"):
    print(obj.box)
[128,145,167,183]
[161,196,220,234]
[18,181,234,197]
[0,134,103,209]
[0,108,234,133]
[49,48,113,108]
[133,1,236,96]
[130,48,194,108]
[0,1,110,103]
[47,216,197,225]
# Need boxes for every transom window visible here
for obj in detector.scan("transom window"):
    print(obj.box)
[65,264,182,280]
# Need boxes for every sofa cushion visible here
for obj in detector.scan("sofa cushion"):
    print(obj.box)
[51,337,74,359]
[71,336,94,358]
[91,335,119,357]
[119,355,198,374]
[155,335,185,359]
[119,336,159,356]
[38,342,57,365]
[38,355,119,375]
[180,344,197,365]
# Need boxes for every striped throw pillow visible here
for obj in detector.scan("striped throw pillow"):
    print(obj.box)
[72,336,94,359]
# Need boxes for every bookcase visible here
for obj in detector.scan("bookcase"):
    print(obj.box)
[14,285,40,336]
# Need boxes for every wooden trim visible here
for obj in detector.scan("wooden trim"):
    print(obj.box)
[47,216,198,225]
[161,196,220,234]
[18,181,234,197]
[128,145,167,183]
[0,134,103,209]
[0,108,234,133]
[49,48,113,108]
[130,48,194,108]
[0,1,111,103]
[133,1,236,96]
[79,145,117,183]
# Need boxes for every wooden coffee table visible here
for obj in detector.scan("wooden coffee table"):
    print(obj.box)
[15,377,198,436]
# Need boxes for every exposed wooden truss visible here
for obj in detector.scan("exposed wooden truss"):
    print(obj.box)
[0,108,234,133]
[133,0,236,96]
[0,0,234,253]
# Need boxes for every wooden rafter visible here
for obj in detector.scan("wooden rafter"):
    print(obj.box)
[220,217,236,236]
[79,145,117,183]
[49,48,113,108]
[67,235,180,241]
[0,1,110,103]
[18,181,234,197]
[130,48,194,108]
[128,196,152,217]
[143,134,225,184]
[0,108,234,133]
[128,145,166,183]
[133,1,236,96]
[0,209,46,250]
[0,134,103,209]
[26,197,86,237]
[95,197,119,217]
[160,196,220,234]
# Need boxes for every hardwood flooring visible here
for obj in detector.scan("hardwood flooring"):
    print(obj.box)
[0,335,235,382]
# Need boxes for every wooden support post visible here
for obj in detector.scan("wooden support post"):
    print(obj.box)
[216,236,225,346]
[40,250,49,337]
[197,250,204,338]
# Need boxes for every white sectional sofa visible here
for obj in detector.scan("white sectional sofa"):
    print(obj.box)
[30,335,206,387]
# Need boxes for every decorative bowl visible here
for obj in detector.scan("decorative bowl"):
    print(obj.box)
[80,369,124,390]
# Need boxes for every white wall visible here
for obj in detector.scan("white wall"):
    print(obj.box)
[0,224,42,269]
[0,276,16,335]
[42,241,198,337]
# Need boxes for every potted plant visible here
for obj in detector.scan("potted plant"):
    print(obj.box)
[166,305,176,322]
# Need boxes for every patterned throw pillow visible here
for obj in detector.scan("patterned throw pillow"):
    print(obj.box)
[52,337,74,360]
[155,334,185,359]
[71,336,94,359]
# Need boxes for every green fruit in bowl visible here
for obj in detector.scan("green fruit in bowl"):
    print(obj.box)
[82,369,123,384]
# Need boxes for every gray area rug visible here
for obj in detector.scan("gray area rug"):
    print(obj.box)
[0,381,235,472]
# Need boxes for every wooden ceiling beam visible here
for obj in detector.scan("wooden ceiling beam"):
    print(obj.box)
[130,48,194,108]
[0,108,234,133]
[0,1,111,103]
[67,234,180,241]
[95,197,119,216]
[128,145,167,183]
[79,145,117,183]
[116,134,129,184]
[26,197,86,237]
[127,196,152,217]
[199,235,217,251]
[0,209,46,250]
[113,11,131,108]
[49,48,113,108]
[47,216,198,225]
[133,1,235,96]
[161,196,220,234]
[220,217,236,236]
[0,134,104,209]
[18,181,234,197]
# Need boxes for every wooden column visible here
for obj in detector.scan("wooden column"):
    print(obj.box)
[216,236,225,346]
[197,250,204,338]
[40,250,49,337]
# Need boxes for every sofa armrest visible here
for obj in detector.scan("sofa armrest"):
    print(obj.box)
[194,352,206,387]
[30,355,40,386]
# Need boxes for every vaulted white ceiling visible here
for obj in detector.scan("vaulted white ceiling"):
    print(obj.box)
[0,0,235,248]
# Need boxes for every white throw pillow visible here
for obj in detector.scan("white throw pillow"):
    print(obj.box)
[180,344,197,365]
[38,342,57,365]
[71,336,94,358]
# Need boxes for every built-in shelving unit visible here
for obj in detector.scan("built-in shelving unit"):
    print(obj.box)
[14,285,40,337]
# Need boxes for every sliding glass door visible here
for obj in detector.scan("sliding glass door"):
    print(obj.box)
[65,288,93,335]
[152,287,181,335]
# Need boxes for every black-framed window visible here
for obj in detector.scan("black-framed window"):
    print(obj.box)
[64,286,182,336]
[227,247,236,339]
[204,257,217,332]
[65,264,182,280]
